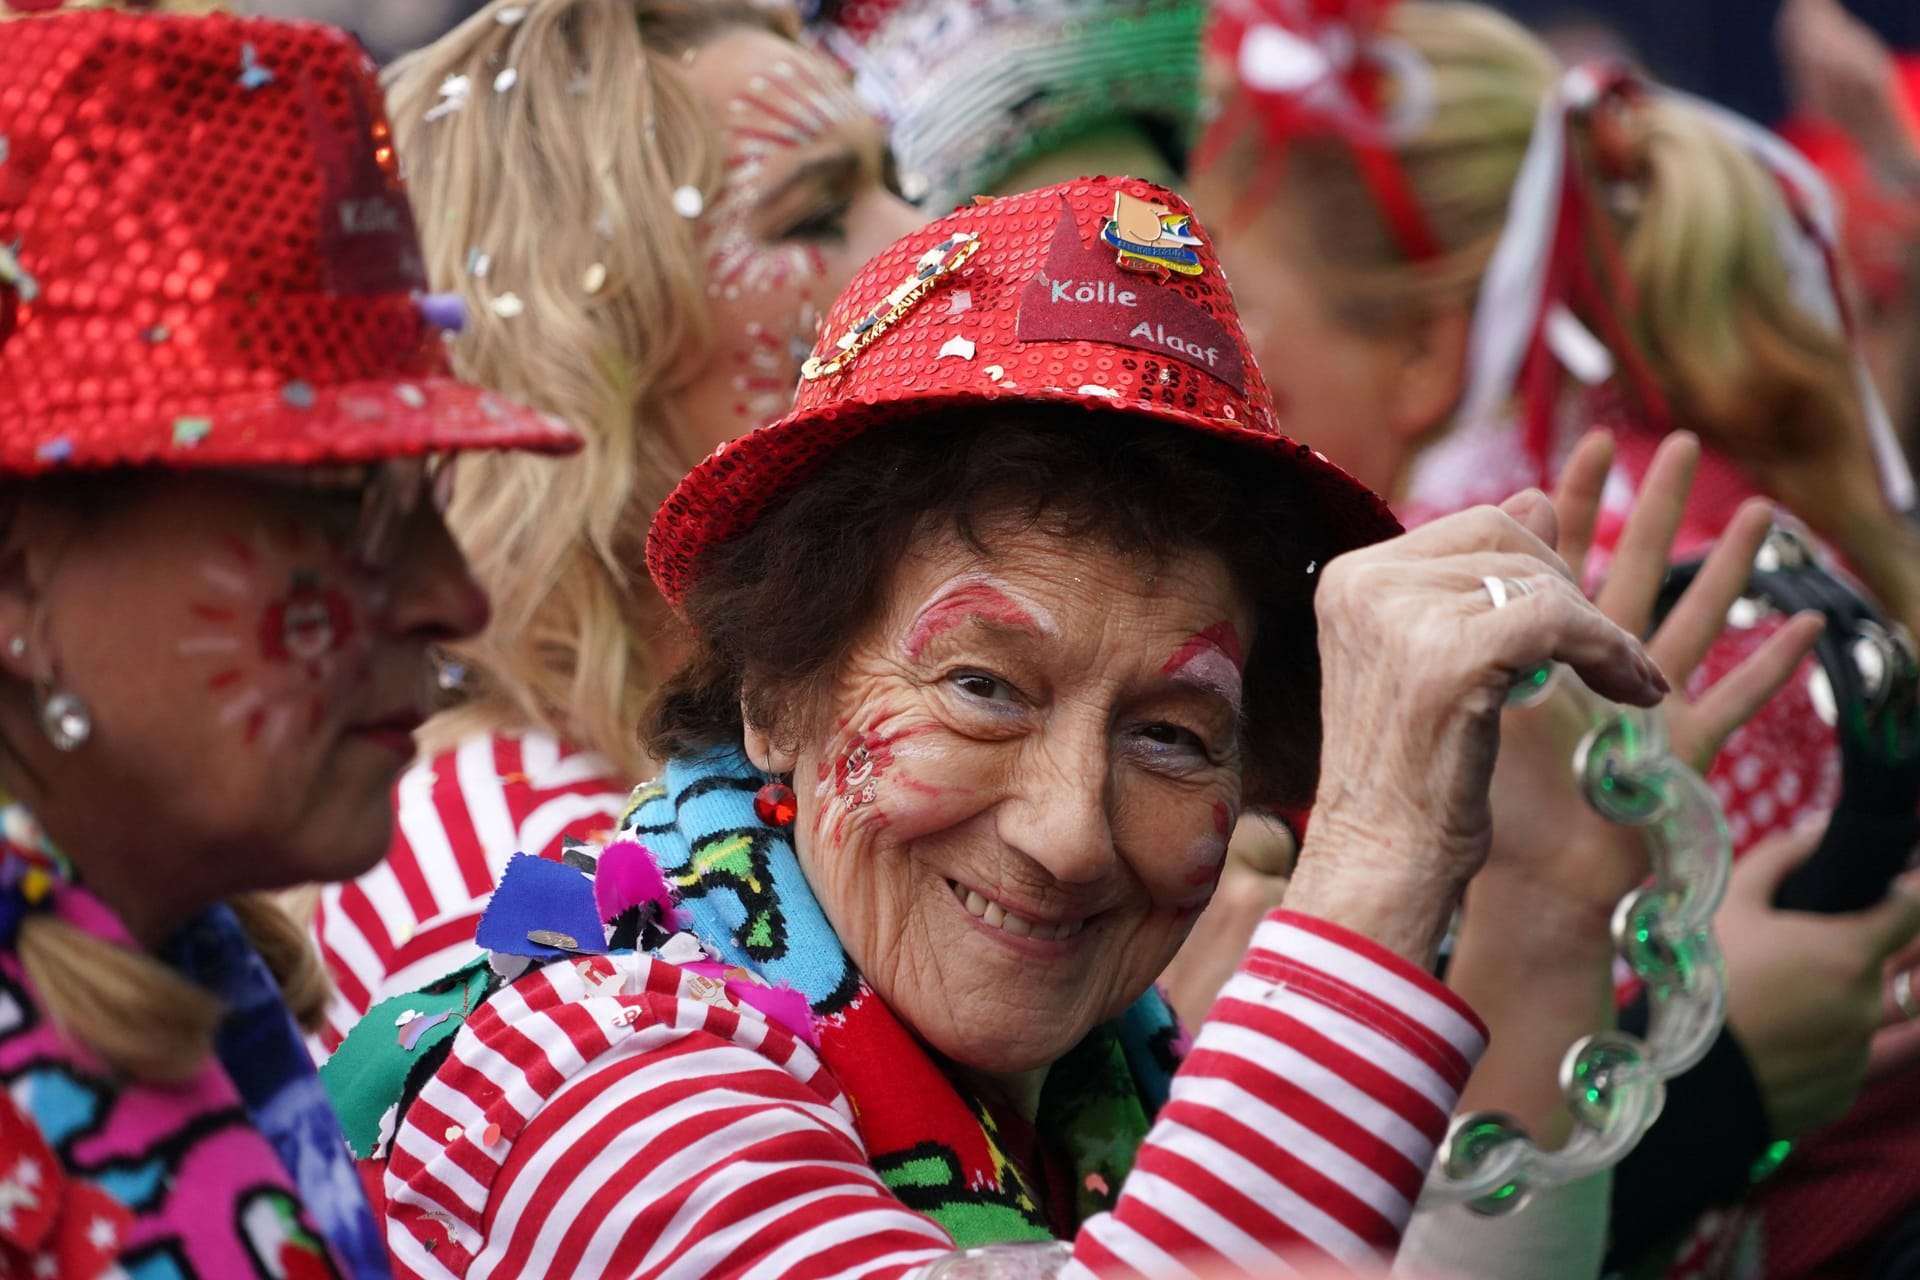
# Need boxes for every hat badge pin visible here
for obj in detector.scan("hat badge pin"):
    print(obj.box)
[1101,191,1205,278]
[801,230,981,381]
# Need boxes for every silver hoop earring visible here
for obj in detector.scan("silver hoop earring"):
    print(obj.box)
[35,683,90,752]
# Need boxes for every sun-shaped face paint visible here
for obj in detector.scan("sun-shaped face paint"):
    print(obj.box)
[180,522,374,749]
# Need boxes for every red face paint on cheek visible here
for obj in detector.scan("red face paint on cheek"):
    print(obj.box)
[704,60,857,304]
[903,583,1044,658]
[1161,621,1246,713]
[178,524,373,748]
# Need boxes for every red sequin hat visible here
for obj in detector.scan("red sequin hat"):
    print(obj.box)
[0,11,579,475]
[649,175,1399,607]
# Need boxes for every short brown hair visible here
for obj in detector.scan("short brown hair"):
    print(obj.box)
[644,405,1327,808]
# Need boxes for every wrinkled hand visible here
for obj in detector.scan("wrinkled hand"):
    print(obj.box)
[1720,816,1920,1139]
[1291,485,1667,965]
[1484,432,1825,913]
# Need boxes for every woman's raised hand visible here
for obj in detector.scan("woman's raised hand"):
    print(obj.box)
[1720,817,1920,1138]
[1483,431,1826,912]
[1288,474,1668,966]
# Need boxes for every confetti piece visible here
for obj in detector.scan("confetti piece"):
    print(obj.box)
[444,1125,461,1142]
[490,292,525,318]
[985,365,1005,382]
[395,384,427,409]
[170,416,211,447]
[0,242,38,303]
[1078,384,1118,398]
[281,379,317,409]
[583,262,607,294]
[1085,1172,1109,1195]
[466,247,492,278]
[238,44,274,91]
[417,291,467,332]
[494,67,519,93]
[482,1122,502,1145]
[424,74,471,123]
[495,4,528,23]
[672,185,705,219]
[945,289,972,315]
[143,324,170,343]
[938,335,975,360]
[399,1010,453,1051]
[35,438,71,463]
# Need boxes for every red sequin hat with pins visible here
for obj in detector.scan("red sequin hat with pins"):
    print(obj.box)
[0,11,580,474]
[649,174,1401,608]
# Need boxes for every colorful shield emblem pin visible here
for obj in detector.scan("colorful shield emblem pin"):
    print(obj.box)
[1101,191,1204,277]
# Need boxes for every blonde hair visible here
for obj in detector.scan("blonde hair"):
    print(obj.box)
[389,0,788,779]
[1213,1,1861,462]
[18,893,328,1084]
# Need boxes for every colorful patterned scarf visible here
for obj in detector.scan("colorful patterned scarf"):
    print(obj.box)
[617,746,1188,1245]
[0,800,388,1279]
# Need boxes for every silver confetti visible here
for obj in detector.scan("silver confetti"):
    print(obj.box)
[494,67,519,93]
[671,185,705,219]
[490,292,526,318]
[495,4,529,23]
[466,247,492,278]
[938,335,975,360]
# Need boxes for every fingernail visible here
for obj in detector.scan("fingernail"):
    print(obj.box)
[1642,654,1671,695]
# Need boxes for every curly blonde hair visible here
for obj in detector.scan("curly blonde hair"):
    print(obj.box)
[389,0,790,779]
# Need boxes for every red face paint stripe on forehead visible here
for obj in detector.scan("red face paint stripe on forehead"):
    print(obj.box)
[903,583,1044,658]
[1162,621,1244,675]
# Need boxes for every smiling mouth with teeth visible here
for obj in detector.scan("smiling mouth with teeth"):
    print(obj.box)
[948,879,1087,942]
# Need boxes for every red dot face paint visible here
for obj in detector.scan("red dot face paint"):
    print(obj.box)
[1160,621,1245,716]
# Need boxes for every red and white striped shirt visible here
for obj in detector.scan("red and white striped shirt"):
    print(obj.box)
[383,910,1486,1279]
[313,731,630,1053]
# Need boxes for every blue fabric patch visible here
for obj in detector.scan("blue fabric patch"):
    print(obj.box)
[476,853,607,960]
[94,1158,168,1210]
[18,1067,99,1146]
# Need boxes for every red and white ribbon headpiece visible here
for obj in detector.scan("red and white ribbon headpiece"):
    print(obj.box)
[1206,0,1440,262]
[1457,63,1916,511]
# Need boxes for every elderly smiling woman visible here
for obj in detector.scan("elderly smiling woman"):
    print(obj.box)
[323,177,1676,1279]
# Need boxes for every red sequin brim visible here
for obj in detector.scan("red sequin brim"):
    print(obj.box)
[5,374,579,475]
[648,388,1403,610]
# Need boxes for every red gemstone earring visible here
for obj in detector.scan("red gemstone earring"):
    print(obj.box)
[752,750,797,829]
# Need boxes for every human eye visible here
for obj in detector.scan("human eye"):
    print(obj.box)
[948,669,1020,703]
[777,197,851,242]
[1125,720,1217,769]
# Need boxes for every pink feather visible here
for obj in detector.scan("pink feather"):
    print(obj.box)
[593,838,682,929]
